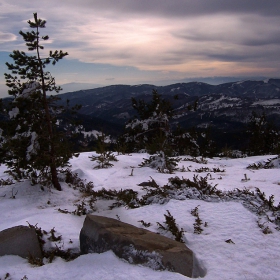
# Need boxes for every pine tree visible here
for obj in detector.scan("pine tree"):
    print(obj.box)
[171,125,200,156]
[89,132,118,168]
[123,89,181,172]
[2,13,71,190]
[124,89,173,154]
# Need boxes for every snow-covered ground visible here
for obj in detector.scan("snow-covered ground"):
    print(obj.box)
[0,152,280,280]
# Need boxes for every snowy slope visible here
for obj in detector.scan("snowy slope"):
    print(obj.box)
[0,153,280,280]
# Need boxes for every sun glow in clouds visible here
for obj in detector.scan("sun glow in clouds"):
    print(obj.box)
[0,0,280,92]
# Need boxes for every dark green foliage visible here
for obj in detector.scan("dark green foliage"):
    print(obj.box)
[254,187,277,212]
[72,201,89,216]
[48,228,62,242]
[191,206,205,234]
[93,188,140,209]
[140,177,169,205]
[139,175,221,205]
[93,188,117,200]
[138,220,151,227]
[246,156,279,170]
[0,178,14,186]
[219,145,246,158]
[182,156,208,164]
[124,89,173,153]
[187,175,220,196]
[131,89,173,120]
[194,167,211,173]
[63,169,96,212]
[198,126,216,157]
[212,167,225,173]
[89,132,118,168]
[27,222,80,264]
[64,168,95,194]
[122,89,211,156]
[246,111,279,155]
[146,129,173,156]
[187,98,199,111]
[89,151,118,169]
[225,239,235,244]
[115,135,129,155]
[58,200,94,215]
[157,210,184,243]
[1,13,72,190]
[109,189,140,209]
[171,125,200,156]
[194,167,225,173]
[139,151,180,174]
[1,272,11,280]
[138,175,280,231]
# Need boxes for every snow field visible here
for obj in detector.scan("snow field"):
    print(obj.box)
[0,153,280,280]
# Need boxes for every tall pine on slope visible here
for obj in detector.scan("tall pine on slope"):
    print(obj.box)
[2,13,71,191]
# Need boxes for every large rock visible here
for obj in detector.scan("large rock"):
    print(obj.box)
[0,225,42,260]
[80,215,206,278]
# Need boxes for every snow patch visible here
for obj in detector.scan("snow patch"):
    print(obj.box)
[21,81,40,98]
[252,99,280,106]
[26,132,39,161]
[8,107,19,119]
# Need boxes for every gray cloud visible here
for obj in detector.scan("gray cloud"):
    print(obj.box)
[1,0,280,86]
[174,14,280,46]
[63,0,280,18]
[0,32,17,43]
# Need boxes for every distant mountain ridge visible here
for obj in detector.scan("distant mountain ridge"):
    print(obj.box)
[2,78,280,150]
[58,78,280,124]
[56,78,280,150]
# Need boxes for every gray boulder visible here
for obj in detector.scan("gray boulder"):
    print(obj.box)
[0,225,42,260]
[80,215,206,278]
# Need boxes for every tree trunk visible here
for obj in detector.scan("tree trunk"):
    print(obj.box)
[35,20,62,191]
[51,163,61,191]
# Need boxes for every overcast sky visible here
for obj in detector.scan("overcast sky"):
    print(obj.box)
[1,0,280,96]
